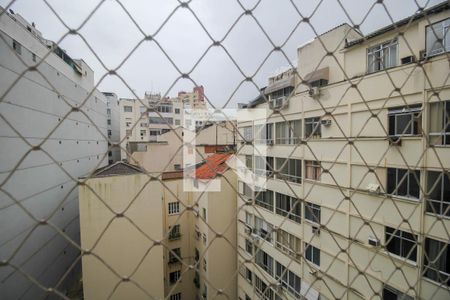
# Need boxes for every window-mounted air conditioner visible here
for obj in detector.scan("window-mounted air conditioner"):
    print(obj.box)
[368,236,380,247]
[308,87,320,99]
[367,183,380,195]
[321,119,332,126]
[270,96,288,110]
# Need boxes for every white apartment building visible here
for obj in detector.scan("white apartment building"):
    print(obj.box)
[119,87,207,159]
[103,92,120,164]
[237,3,449,300]
[0,7,108,299]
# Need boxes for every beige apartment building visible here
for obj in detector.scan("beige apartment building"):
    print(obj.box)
[237,3,449,300]
[79,152,238,300]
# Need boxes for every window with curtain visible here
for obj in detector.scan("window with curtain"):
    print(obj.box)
[429,100,450,145]
[424,237,450,287]
[305,160,322,180]
[426,18,450,57]
[304,117,321,139]
[276,158,302,183]
[255,189,274,211]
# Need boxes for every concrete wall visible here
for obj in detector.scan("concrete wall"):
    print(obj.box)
[79,174,165,300]
[0,9,107,299]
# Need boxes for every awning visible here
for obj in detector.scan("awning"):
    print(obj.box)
[303,67,329,83]
[264,76,295,94]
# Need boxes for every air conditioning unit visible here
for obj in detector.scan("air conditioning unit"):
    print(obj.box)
[270,96,288,110]
[312,225,320,235]
[321,119,332,126]
[401,55,415,65]
[266,139,274,146]
[250,233,261,243]
[367,183,380,195]
[308,87,320,99]
[419,49,427,61]
[368,237,380,247]
[309,270,318,276]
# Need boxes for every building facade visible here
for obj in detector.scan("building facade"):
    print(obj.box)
[0,7,108,299]
[103,92,120,164]
[237,3,449,300]
[79,153,238,300]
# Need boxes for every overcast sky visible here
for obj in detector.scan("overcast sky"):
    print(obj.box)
[1,0,444,108]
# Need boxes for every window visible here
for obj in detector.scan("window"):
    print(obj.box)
[254,123,273,144]
[429,100,450,145]
[275,193,301,223]
[168,202,180,214]
[107,130,112,137]
[139,106,147,114]
[276,158,302,183]
[242,126,253,142]
[140,130,146,137]
[202,233,207,245]
[275,261,301,298]
[276,228,301,260]
[203,258,207,271]
[305,243,320,266]
[125,118,132,127]
[123,105,132,112]
[304,117,321,139]
[305,202,321,224]
[426,171,450,216]
[255,190,274,211]
[157,104,173,113]
[175,108,180,114]
[388,106,422,137]
[275,120,301,144]
[305,160,322,180]
[32,53,36,62]
[194,248,199,261]
[125,129,132,137]
[168,248,181,264]
[175,119,180,125]
[254,216,273,242]
[255,249,274,276]
[169,293,181,300]
[245,212,253,227]
[202,208,207,220]
[254,156,274,176]
[385,227,417,262]
[107,108,111,115]
[424,237,450,287]
[107,119,111,125]
[12,40,21,54]
[255,275,275,300]
[382,285,414,300]
[140,122,147,127]
[426,18,450,57]
[387,168,420,199]
[149,117,173,124]
[245,239,253,254]
[241,182,253,199]
[150,129,160,136]
[169,270,181,284]
[245,267,252,283]
[245,155,253,170]
[367,39,397,73]
[169,224,181,240]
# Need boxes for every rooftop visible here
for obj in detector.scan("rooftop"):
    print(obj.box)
[90,161,145,178]
[346,1,449,48]
[192,153,233,180]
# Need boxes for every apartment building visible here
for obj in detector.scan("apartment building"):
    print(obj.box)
[132,121,236,173]
[79,152,238,300]
[103,92,121,164]
[237,3,449,300]
[119,87,207,159]
[0,7,108,299]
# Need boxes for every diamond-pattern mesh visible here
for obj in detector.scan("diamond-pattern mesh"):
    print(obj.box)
[0,0,449,299]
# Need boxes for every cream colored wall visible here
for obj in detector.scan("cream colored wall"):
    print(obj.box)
[237,8,450,300]
[193,170,238,300]
[161,179,196,300]
[79,174,165,300]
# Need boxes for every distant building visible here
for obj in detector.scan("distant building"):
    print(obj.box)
[119,87,207,160]
[103,92,120,164]
[0,6,108,299]
[79,153,237,300]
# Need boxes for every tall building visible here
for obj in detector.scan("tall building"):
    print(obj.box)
[103,92,120,164]
[79,153,237,300]
[0,7,108,299]
[119,87,207,160]
[237,3,449,300]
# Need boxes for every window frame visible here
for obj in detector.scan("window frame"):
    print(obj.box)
[425,17,450,57]
[424,237,450,287]
[304,202,321,224]
[385,226,418,262]
[426,171,450,217]
[367,38,398,73]
[276,158,302,184]
[275,193,301,223]
[255,189,274,211]
[168,202,180,215]
[388,105,422,137]
[387,168,421,200]
[305,243,320,266]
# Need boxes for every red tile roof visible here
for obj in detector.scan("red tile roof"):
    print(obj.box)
[193,153,232,180]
